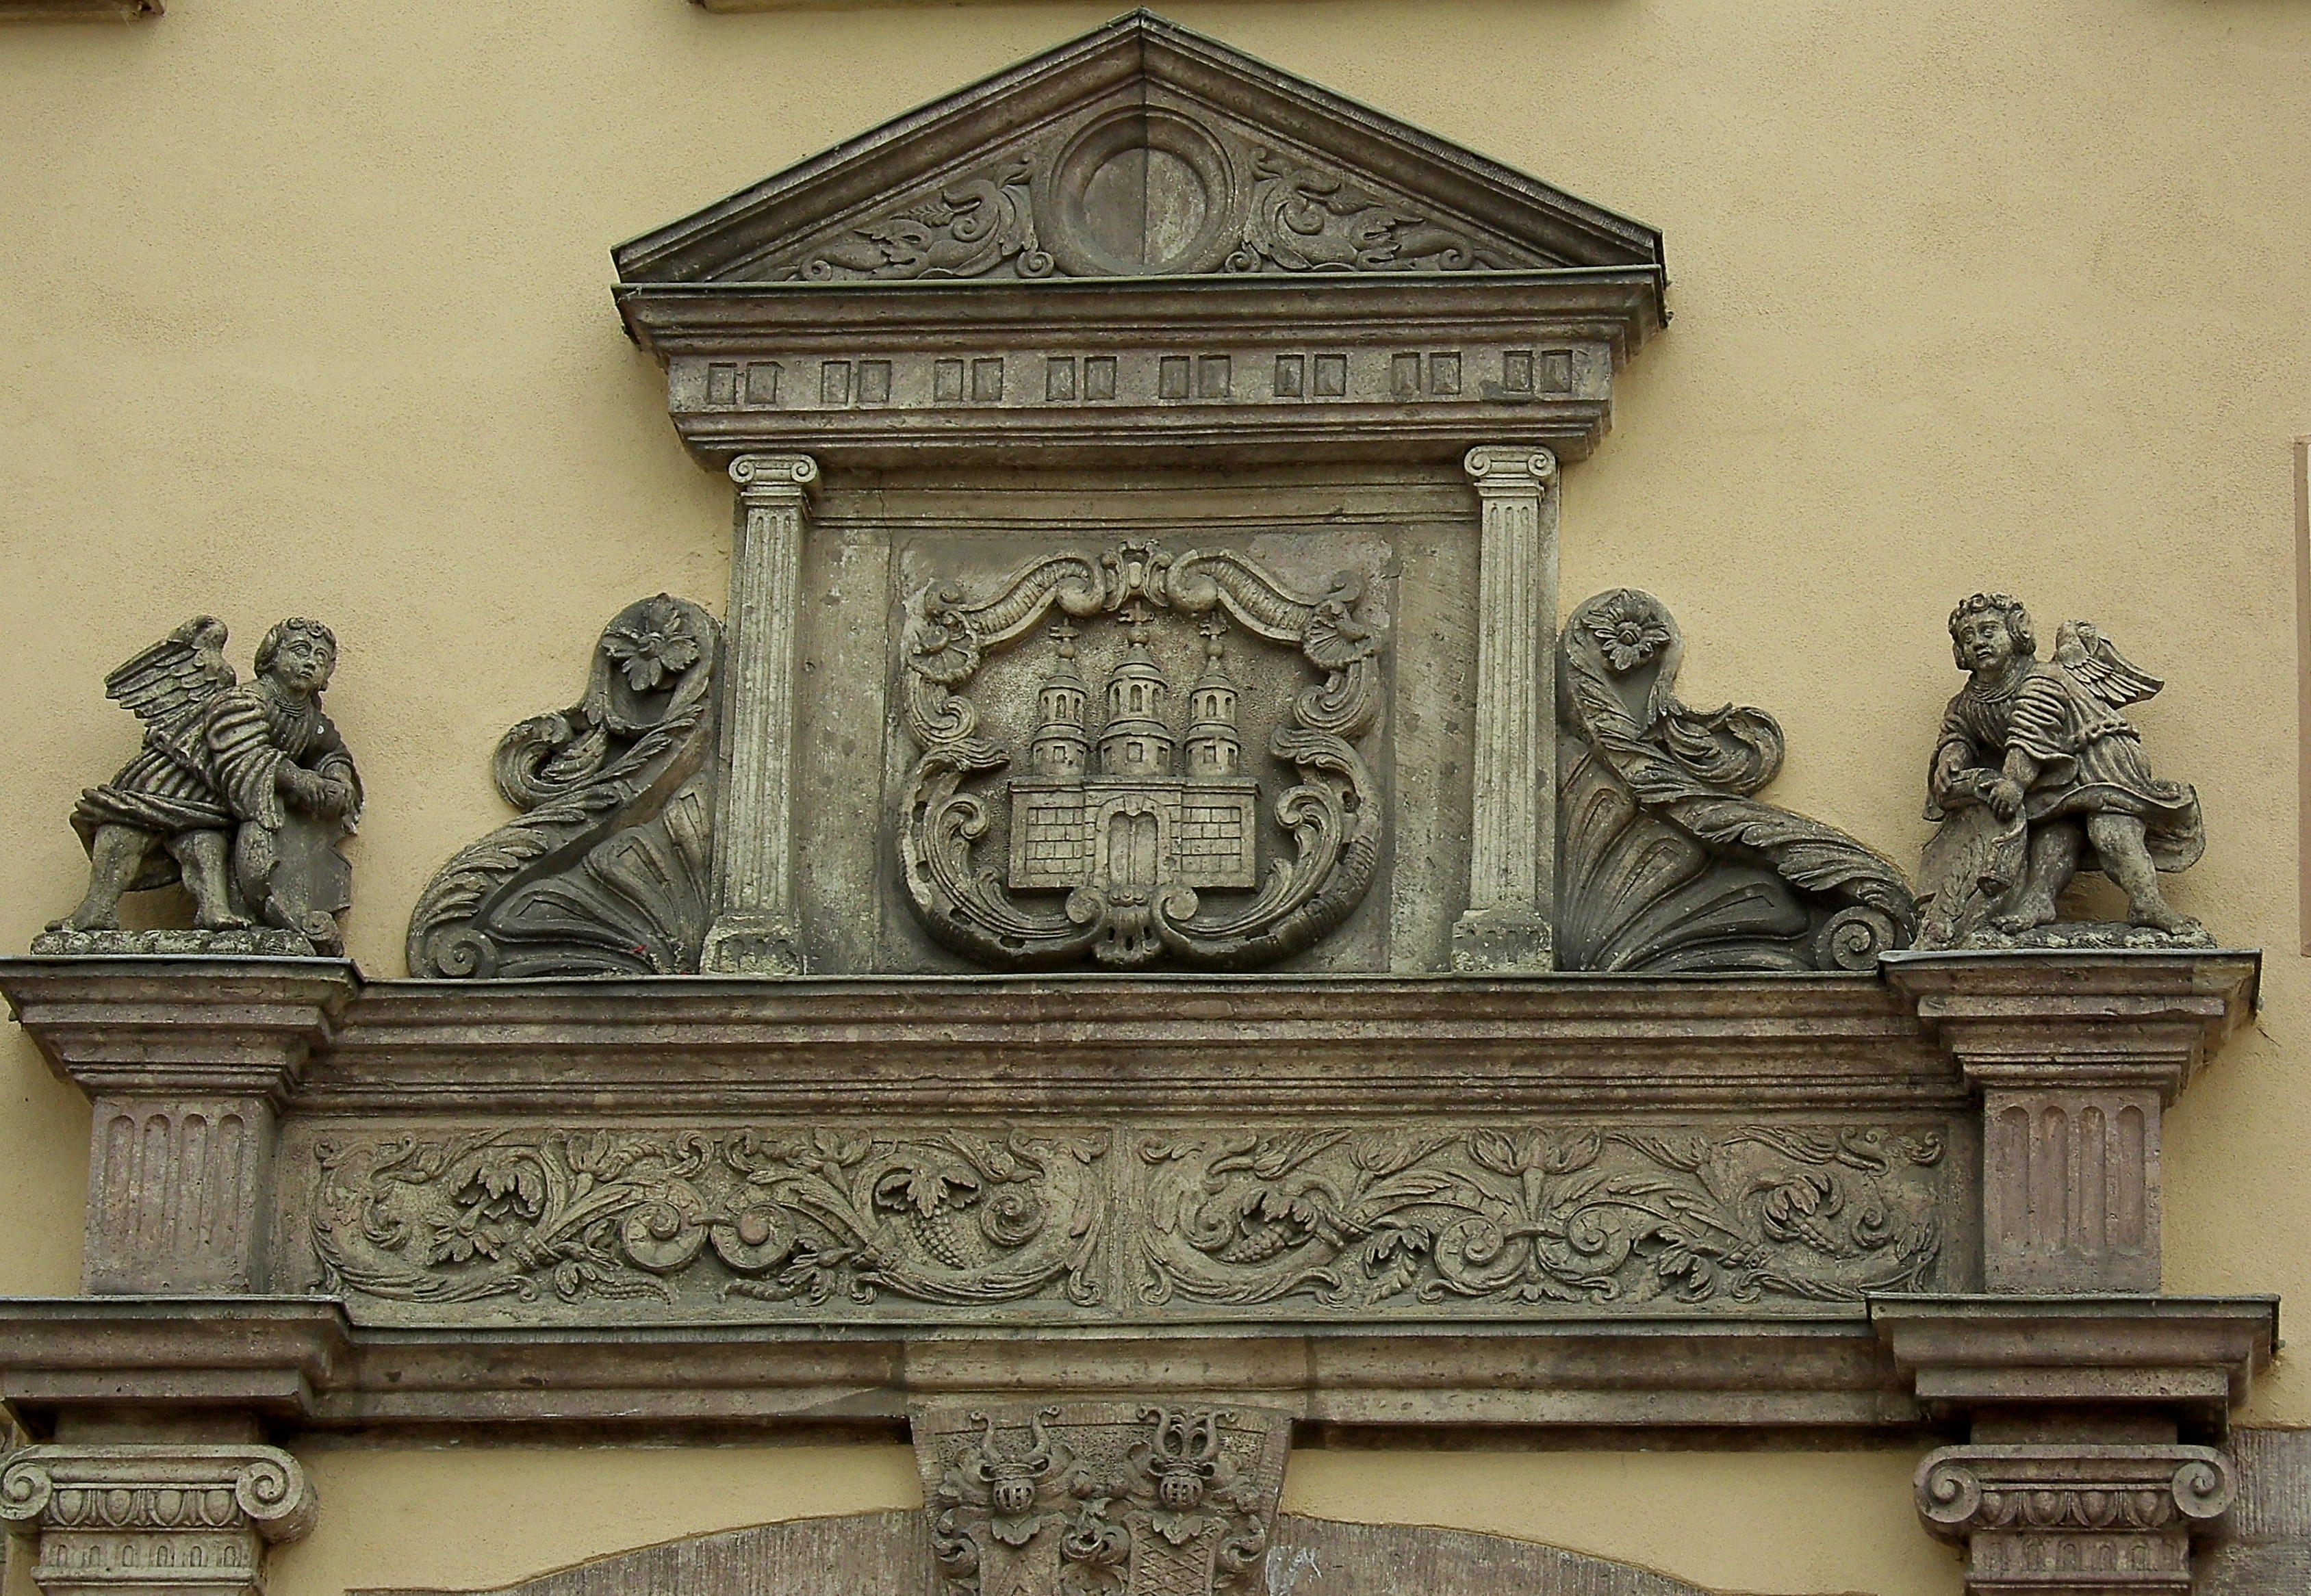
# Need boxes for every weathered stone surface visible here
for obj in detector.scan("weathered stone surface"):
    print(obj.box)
[2197,1428,2311,1596]
[1917,1442,2234,1595]
[614,14,1663,471]
[350,1509,1731,1596]
[896,535,1387,970]
[0,959,359,1294]
[1917,595,2206,951]
[702,456,817,975]
[913,1402,1291,1596]
[44,617,359,957]
[408,596,722,979]
[0,1442,316,1596]
[1555,589,1916,973]
[0,1,157,18]
[1451,446,1557,973]
[1885,951,2257,1293]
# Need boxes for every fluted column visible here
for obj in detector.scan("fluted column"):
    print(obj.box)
[701,452,819,975]
[1453,444,1559,973]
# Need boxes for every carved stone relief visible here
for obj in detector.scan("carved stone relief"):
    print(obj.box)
[307,1126,1106,1315]
[1555,590,1917,971]
[283,1117,1957,1325]
[786,123,1533,285]
[0,1443,316,1596]
[897,539,1386,970]
[407,595,721,978]
[915,1402,1291,1596]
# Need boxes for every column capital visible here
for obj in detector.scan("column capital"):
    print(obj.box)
[1915,1443,2232,1595]
[0,1443,317,1596]
[1462,444,1558,489]
[729,452,821,498]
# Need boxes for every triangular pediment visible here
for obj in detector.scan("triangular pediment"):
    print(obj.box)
[614,10,1662,285]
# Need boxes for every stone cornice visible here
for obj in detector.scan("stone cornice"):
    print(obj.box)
[1869,1295,2278,1426]
[0,1296,1919,1439]
[0,958,360,1107]
[299,968,1954,1116]
[1882,950,2259,1101]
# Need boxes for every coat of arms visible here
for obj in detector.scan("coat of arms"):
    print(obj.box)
[898,541,1386,969]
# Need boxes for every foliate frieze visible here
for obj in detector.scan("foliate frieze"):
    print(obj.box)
[292,1118,1957,1324]
[1139,1124,1949,1311]
[898,539,1388,970]
[915,1402,1292,1596]
[306,1127,1108,1314]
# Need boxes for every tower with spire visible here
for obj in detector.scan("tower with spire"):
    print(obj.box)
[1097,604,1175,779]
[1182,615,1242,779]
[1027,621,1090,779]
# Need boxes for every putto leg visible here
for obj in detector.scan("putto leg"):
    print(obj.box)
[48,825,154,931]
[1991,819,2078,933]
[2089,812,2200,934]
[169,827,251,929]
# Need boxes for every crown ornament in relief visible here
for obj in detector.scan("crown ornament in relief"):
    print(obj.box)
[898,539,1387,971]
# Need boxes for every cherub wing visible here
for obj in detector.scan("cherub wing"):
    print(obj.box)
[2052,619,2162,710]
[103,616,236,735]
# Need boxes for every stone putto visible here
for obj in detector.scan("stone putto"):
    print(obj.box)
[39,615,359,957]
[1913,593,2206,950]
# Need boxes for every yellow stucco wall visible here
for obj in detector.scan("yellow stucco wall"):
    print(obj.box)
[2,3,2306,1594]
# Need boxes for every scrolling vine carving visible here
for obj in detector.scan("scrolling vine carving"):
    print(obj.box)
[1139,1123,1947,1310]
[309,1127,1107,1313]
[785,138,1527,282]
[899,540,1386,970]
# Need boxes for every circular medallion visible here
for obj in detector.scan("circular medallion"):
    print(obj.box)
[1042,110,1238,276]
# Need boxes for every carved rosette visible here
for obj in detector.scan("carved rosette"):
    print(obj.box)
[406,595,722,977]
[899,540,1386,970]
[915,1402,1292,1596]
[1139,1124,1948,1311]
[1556,590,1917,971]
[0,1444,317,1596]
[1916,1445,2234,1594]
[307,1127,1108,1315]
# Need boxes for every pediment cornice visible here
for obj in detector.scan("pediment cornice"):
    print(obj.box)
[612,12,1666,467]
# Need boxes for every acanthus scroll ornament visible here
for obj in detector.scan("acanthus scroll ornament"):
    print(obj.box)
[1139,1122,1946,1311]
[1555,589,1918,972]
[899,539,1386,970]
[309,1126,1107,1315]
[406,595,722,978]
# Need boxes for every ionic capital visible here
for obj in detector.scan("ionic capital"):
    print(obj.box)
[729,452,821,501]
[0,1443,317,1596]
[1462,444,1557,491]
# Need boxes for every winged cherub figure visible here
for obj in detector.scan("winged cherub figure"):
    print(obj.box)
[1914,593,2204,948]
[47,616,361,953]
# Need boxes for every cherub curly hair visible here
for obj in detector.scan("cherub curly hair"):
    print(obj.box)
[255,617,337,675]
[1947,593,2034,668]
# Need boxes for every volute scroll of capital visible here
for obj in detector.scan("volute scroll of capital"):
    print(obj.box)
[898,537,1388,971]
